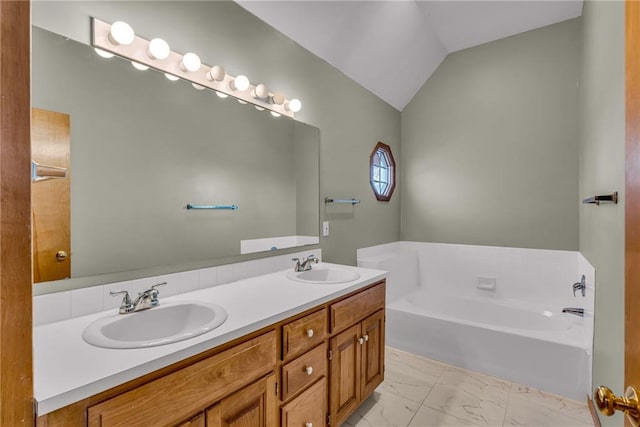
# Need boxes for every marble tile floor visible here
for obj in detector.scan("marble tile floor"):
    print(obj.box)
[344,347,593,427]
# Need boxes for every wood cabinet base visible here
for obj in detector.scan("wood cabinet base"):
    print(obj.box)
[37,281,386,427]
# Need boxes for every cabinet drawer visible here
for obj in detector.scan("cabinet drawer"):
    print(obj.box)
[281,343,327,401]
[281,377,327,427]
[87,331,276,427]
[282,309,327,360]
[330,282,385,333]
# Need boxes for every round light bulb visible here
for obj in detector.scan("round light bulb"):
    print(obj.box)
[192,83,205,90]
[270,111,282,118]
[237,99,247,105]
[255,106,265,111]
[216,92,228,99]
[181,52,201,72]
[94,48,114,59]
[286,98,302,113]
[147,38,170,60]
[252,84,269,99]
[131,61,149,71]
[206,65,226,82]
[270,92,286,105]
[164,73,180,81]
[231,75,250,91]
[109,21,135,46]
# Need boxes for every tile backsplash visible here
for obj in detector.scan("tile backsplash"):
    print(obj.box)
[33,249,321,326]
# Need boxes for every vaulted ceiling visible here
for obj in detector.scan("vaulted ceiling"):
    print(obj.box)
[236,1,583,111]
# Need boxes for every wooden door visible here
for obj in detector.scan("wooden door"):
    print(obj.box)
[329,324,361,426]
[0,1,33,425]
[627,1,640,426]
[360,310,385,399]
[206,374,276,427]
[281,377,327,427]
[31,108,71,282]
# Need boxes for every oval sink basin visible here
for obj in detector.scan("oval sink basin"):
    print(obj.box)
[286,265,360,284]
[83,301,227,349]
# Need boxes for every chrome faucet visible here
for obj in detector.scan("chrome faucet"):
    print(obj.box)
[573,275,586,297]
[292,255,319,272]
[110,282,166,314]
[562,307,584,317]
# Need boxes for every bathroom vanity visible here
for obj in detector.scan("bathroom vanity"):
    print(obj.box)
[34,267,386,427]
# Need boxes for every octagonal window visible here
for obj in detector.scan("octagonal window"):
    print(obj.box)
[370,142,395,201]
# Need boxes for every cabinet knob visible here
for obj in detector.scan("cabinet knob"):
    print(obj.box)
[306,423,313,427]
[364,334,369,342]
[305,366,313,376]
[307,329,314,338]
[358,337,364,345]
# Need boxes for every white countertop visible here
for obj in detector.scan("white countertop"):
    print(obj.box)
[33,263,386,416]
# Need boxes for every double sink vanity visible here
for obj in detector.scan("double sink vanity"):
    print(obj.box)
[35,262,387,427]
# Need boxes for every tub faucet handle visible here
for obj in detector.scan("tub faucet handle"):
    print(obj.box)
[573,275,586,297]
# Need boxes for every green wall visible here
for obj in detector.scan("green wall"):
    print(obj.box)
[32,1,401,271]
[579,2,625,425]
[401,19,581,250]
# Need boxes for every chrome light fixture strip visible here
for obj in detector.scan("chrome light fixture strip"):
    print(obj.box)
[91,18,297,118]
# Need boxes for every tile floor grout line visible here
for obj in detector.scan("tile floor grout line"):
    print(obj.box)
[501,380,514,427]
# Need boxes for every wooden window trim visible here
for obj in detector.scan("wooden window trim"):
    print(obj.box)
[369,141,396,202]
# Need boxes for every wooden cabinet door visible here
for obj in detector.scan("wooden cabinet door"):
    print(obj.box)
[281,377,327,427]
[175,412,205,427]
[329,324,361,426]
[360,310,385,398]
[206,374,276,427]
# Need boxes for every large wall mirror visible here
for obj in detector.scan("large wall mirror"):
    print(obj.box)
[32,26,320,291]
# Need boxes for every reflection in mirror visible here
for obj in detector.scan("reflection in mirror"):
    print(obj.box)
[32,26,319,287]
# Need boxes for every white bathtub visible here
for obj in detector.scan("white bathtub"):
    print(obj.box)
[358,241,594,401]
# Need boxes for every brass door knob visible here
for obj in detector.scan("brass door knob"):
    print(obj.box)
[595,385,640,426]
[55,250,67,261]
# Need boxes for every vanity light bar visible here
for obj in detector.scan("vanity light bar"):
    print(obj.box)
[91,18,301,118]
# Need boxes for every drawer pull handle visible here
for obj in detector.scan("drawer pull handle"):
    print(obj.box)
[364,334,369,342]
[305,366,314,375]
[306,423,313,427]
[358,337,364,345]
[307,329,314,338]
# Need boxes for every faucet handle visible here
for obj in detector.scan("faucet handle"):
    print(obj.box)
[109,290,133,312]
[147,282,167,304]
[291,257,300,262]
[151,282,167,292]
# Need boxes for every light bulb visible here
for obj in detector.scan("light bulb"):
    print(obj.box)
[252,84,269,99]
[286,98,302,113]
[206,65,226,82]
[216,92,228,99]
[94,48,114,59]
[231,75,250,91]
[131,61,149,71]
[237,99,247,105]
[180,52,201,72]
[192,83,205,90]
[270,111,282,118]
[164,73,179,81]
[109,21,135,46]
[147,38,170,60]
[270,92,286,105]
[255,106,265,111]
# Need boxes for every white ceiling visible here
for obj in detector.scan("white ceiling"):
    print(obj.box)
[236,1,583,111]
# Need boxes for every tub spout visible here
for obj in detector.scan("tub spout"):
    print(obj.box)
[562,307,584,317]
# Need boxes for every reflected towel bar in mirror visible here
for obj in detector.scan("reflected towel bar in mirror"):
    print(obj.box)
[582,192,618,206]
[325,197,360,205]
[186,204,238,210]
